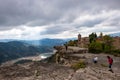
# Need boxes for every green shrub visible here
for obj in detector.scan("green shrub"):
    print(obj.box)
[71,60,86,70]
[89,42,103,53]
[101,63,108,67]
[67,40,78,46]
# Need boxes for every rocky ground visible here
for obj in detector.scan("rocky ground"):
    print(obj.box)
[0,61,74,80]
[0,46,120,80]
[69,53,120,80]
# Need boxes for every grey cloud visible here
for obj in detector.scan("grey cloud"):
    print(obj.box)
[108,21,120,27]
[109,17,120,26]
[79,19,104,27]
[0,0,120,31]
[0,0,62,28]
[41,24,71,35]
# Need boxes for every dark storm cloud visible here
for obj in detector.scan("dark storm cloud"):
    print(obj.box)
[0,0,120,31]
[41,25,70,35]
[0,0,62,28]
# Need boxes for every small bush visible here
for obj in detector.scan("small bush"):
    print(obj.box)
[101,63,108,67]
[71,60,86,70]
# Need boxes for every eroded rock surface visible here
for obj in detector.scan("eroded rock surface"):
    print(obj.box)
[0,47,120,80]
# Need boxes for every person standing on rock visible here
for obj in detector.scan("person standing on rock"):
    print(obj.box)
[64,42,68,51]
[107,56,113,71]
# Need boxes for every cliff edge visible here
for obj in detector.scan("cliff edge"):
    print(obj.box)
[0,46,120,80]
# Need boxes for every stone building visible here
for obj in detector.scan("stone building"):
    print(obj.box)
[77,34,81,47]
[77,34,89,48]
[77,34,120,49]
[112,37,120,49]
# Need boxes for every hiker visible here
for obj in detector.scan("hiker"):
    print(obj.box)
[107,56,113,71]
[93,56,98,63]
[64,43,68,51]
[65,45,68,51]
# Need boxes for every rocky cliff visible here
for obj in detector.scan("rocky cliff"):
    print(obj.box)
[0,46,120,80]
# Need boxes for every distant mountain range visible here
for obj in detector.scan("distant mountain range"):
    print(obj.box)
[0,38,75,64]
[0,41,55,64]
[109,32,120,37]
[0,38,75,46]
[24,38,68,46]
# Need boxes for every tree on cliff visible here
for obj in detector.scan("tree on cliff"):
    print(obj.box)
[67,40,78,46]
[89,41,103,53]
[88,33,114,53]
[103,35,113,53]
[89,32,97,43]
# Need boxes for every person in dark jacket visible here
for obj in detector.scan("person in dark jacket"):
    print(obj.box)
[64,42,68,51]
[107,56,113,71]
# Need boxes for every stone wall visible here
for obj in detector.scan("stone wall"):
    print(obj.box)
[112,37,120,49]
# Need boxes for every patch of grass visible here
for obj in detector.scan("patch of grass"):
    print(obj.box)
[71,60,86,70]
[101,63,108,67]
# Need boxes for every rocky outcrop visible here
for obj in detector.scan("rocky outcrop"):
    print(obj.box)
[0,46,120,80]
[0,61,74,80]
[54,46,88,54]
[48,46,88,66]
[71,66,120,80]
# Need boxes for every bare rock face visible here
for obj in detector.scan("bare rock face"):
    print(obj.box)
[71,67,120,80]
[0,51,120,80]
[0,62,74,80]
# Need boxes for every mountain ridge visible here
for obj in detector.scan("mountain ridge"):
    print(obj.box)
[109,32,120,37]
[0,41,53,64]
[0,38,72,64]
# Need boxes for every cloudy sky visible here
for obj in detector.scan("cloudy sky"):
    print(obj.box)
[0,0,120,40]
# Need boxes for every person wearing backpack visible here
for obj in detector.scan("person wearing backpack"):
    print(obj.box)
[107,56,113,71]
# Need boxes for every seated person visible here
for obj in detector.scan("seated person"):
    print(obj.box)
[93,56,98,63]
